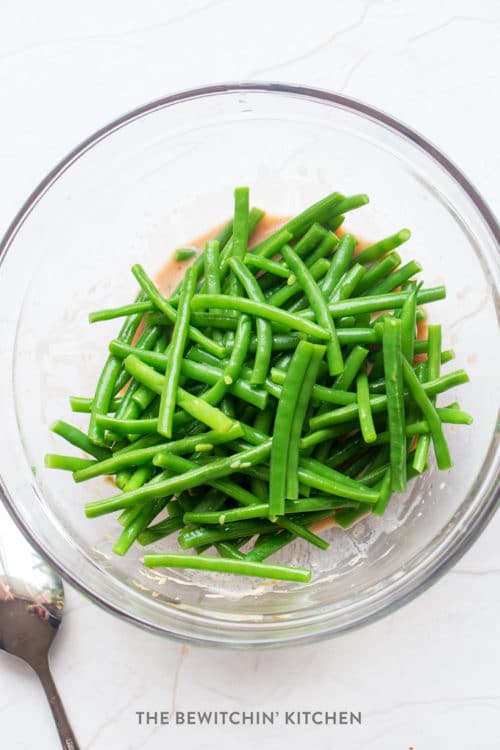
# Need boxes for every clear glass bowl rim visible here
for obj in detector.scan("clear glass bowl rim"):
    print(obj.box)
[0,82,498,648]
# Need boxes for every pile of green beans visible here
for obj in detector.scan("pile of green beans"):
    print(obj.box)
[45,187,472,584]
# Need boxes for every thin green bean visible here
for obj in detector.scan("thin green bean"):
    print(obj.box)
[229,258,273,385]
[269,341,313,515]
[131,264,225,358]
[333,346,369,391]
[355,229,411,265]
[413,324,442,473]
[383,318,407,492]
[85,441,272,517]
[320,233,357,298]
[281,245,343,375]
[191,294,330,339]
[158,265,198,437]
[356,368,376,443]
[144,553,311,583]
[401,355,452,470]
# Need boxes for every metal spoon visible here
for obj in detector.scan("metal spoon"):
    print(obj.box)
[0,502,79,749]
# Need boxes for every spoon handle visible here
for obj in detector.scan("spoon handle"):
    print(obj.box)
[35,658,79,750]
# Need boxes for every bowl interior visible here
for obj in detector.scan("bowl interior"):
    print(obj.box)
[0,87,498,645]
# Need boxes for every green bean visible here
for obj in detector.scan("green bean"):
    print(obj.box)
[400,285,418,363]
[250,409,273,501]
[191,294,330,339]
[412,342,452,361]
[109,339,168,377]
[137,517,184,546]
[266,257,330,308]
[214,217,234,248]
[131,264,225,358]
[245,530,296,562]
[191,488,228,513]
[296,463,379,504]
[355,229,411,265]
[88,293,146,445]
[356,252,402,294]
[336,315,357,328]
[275,516,329,550]
[45,454,95,471]
[328,214,345,232]
[50,420,111,461]
[244,207,266,242]
[302,421,358,454]
[185,505,270,525]
[281,245,343,375]
[271,367,356,406]
[287,344,325,499]
[113,498,166,556]
[300,455,375,492]
[88,300,155,323]
[144,553,311,583]
[329,193,369,216]
[124,464,156,493]
[114,434,165,455]
[356,368,376,443]
[286,497,359,513]
[320,234,357,298]
[210,207,264,278]
[371,409,472,444]
[413,325,442,473]
[117,466,157,526]
[115,469,133,489]
[368,260,422,296]
[401,355,452,470]
[360,463,391,487]
[214,542,247,560]
[225,187,249,296]
[343,447,379,478]
[243,253,291,279]
[333,346,369,391]
[73,425,242,482]
[329,263,366,303]
[247,226,293,260]
[124,355,237,433]
[109,343,267,410]
[300,424,358,451]
[114,325,161,420]
[175,248,197,262]
[178,520,274,549]
[188,357,267,408]
[158,452,262,507]
[294,223,328,257]
[326,436,367,469]
[85,440,272,518]
[302,231,338,269]
[229,258,273,385]
[112,324,162,396]
[310,369,470,431]
[383,318,407,492]
[251,192,344,257]
[158,265,198,437]
[96,415,158,436]
[70,395,123,413]
[204,240,222,296]
[269,341,314,515]
[324,286,447,318]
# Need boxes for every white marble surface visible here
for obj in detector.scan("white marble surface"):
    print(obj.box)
[0,1,499,748]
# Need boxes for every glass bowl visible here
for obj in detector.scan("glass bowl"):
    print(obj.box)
[0,84,498,648]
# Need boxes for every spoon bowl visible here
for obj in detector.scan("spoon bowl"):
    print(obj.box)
[0,502,79,749]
